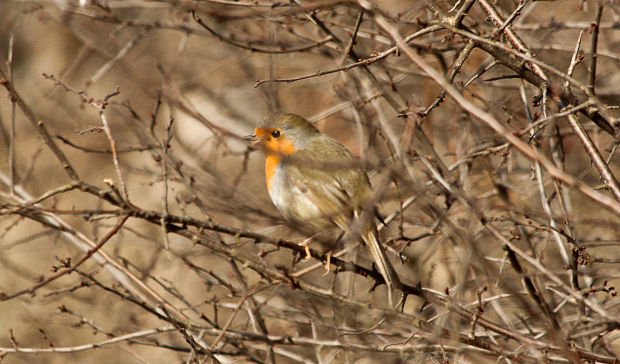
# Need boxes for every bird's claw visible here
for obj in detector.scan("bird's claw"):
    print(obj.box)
[299,238,312,261]
[322,252,332,276]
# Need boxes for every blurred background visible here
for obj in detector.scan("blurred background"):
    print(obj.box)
[0,0,619,362]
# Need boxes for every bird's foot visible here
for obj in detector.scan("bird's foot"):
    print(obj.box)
[299,238,313,261]
[322,251,332,276]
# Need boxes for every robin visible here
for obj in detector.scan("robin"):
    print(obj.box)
[251,113,402,306]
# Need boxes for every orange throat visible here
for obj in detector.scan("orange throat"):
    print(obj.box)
[264,141,295,190]
[254,129,296,190]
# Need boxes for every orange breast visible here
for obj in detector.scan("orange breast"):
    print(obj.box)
[255,128,296,190]
[265,153,280,190]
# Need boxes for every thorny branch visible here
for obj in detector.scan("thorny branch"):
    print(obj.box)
[0,0,619,363]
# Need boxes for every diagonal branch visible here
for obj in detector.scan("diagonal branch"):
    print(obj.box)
[368,9,620,215]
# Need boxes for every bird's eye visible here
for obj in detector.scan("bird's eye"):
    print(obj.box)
[271,130,281,138]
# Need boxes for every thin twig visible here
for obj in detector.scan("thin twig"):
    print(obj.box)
[7,33,16,194]
[0,215,128,300]
[0,68,80,181]
[588,4,603,95]
[192,11,333,54]
[565,113,620,201]
[98,87,128,199]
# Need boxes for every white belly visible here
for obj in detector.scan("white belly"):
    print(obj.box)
[268,164,330,228]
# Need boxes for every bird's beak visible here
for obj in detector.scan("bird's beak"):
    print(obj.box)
[243,133,260,146]
[246,127,271,144]
[253,127,269,140]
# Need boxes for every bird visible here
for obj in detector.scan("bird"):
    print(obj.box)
[251,113,402,307]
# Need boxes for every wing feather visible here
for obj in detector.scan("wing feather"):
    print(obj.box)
[285,135,370,229]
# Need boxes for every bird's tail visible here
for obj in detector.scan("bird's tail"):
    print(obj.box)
[362,225,402,308]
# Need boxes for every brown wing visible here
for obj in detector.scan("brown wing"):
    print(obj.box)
[285,134,371,230]
[286,134,402,306]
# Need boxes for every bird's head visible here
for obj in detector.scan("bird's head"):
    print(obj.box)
[252,113,320,156]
